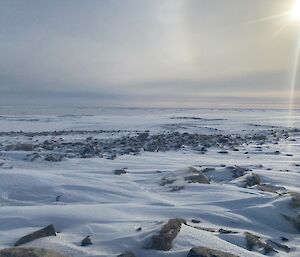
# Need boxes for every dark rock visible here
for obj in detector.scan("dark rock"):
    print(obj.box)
[55,195,63,202]
[114,169,127,175]
[218,150,228,154]
[117,252,136,257]
[14,224,56,246]
[244,173,261,187]
[144,218,186,251]
[136,227,142,232]
[0,248,69,257]
[187,246,239,257]
[81,236,92,246]
[218,229,237,234]
[280,236,289,242]
[191,219,201,224]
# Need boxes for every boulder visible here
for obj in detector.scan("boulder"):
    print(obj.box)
[144,218,186,251]
[187,246,239,257]
[14,225,56,247]
[0,248,68,257]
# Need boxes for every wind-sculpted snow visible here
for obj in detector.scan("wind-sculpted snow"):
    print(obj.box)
[0,109,300,257]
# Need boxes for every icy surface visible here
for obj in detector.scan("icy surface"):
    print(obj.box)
[0,108,299,257]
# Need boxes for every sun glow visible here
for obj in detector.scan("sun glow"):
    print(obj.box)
[291,0,300,21]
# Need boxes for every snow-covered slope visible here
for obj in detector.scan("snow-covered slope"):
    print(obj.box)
[0,108,299,257]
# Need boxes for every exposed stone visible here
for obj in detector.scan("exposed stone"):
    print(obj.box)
[14,225,56,247]
[244,173,261,188]
[282,214,300,232]
[81,236,92,246]
[244,232,276,254]
[290,192,300,208]
[0,248,69,257]
[117,252,136,257]
[187,246,239,257]
[114,169,127,175]
[144,218,186,251]
[185,171,210,184]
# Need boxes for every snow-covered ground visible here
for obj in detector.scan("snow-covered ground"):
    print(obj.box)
[0,108,299,257]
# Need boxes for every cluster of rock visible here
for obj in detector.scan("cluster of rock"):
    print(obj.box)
[1,127,293,162]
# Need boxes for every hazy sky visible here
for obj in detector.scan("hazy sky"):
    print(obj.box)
[1,0,300,108]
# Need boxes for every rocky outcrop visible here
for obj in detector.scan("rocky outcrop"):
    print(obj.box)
[144,218,186,251]
[0,248,68,257]
[187,246,239,257]
[14,225,56,247]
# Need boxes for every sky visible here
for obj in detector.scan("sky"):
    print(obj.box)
[1,0,300,109]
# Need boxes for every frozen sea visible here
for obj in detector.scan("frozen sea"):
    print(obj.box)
[0,107,299,257]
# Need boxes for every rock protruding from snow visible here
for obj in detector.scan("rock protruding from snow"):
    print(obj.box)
[0,248,68,257]
[81,236,92,246]
[117,252,137,257]
[114,168,127,175]
[144,218,186,251]
[244,173,261,187]
[14,224,56,246]
[290,192,300,208]
[184,168,210,184]
[244,232,276,254]
[187,246,239,257]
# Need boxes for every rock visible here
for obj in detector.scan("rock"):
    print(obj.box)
[14,225,56,246]
[185,171,210,184]
[280,236,289,242]
[244,173,261,187]
[55,195,63,202]
[266,239,290,253]
[144,218,186,251]
[136,227,142,232]
[191,219,201,224]
[44,154,63,162]
[218,150,228,154]
[227,166,246,178]
[244,232,276,254]
[187,246,239,257]
[81,236,92,246]
[137,132,149,141]
[114,169,127,175]
[282,214,300,232]
[160,177,176,186]
[218,229,237,234]
[0,248,69,257]
[169,186,184,192]
[5,144,35,151]
[290,192,300,208]
[257,184,286,194]
[117,252,137,257]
